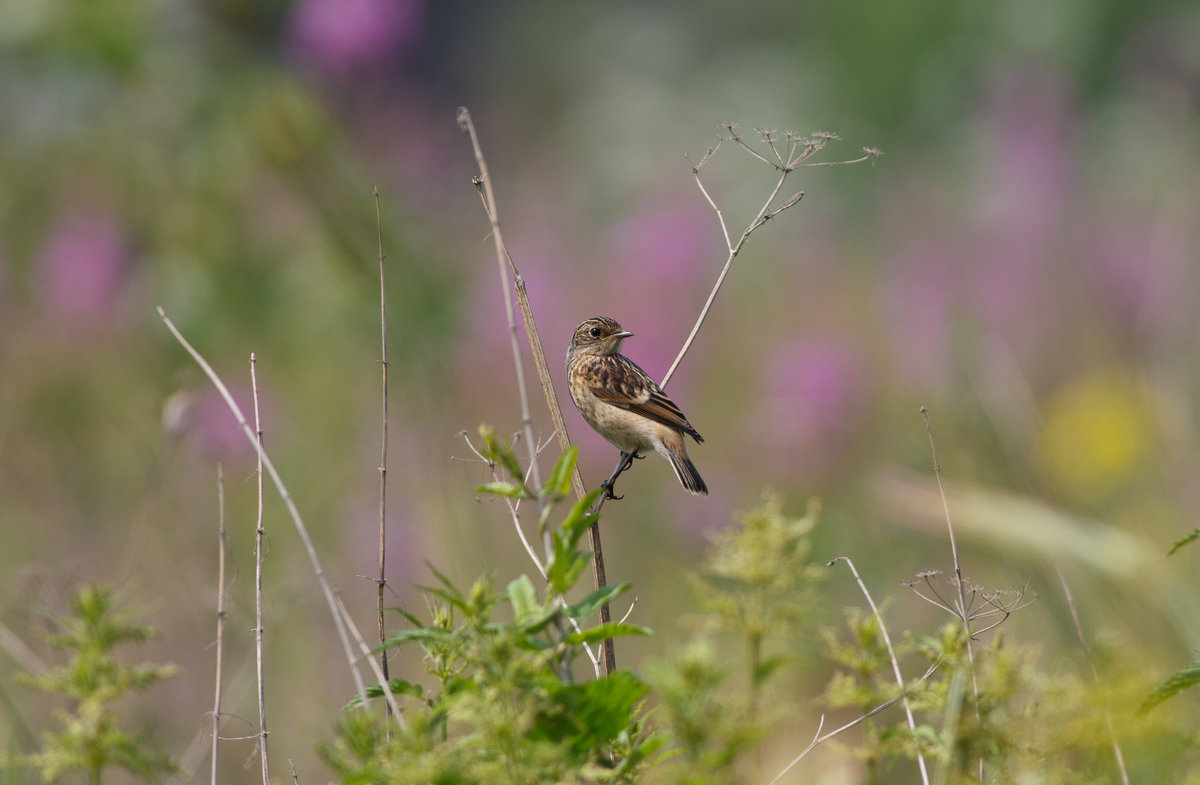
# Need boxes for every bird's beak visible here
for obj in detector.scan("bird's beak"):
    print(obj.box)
[613,330,633,340]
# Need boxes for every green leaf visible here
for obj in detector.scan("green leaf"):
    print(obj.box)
[565,622,651,645]
[1166,528,1200,556]
[476,481,532,499]
[547,529,589,596]
[564,582,631,620]
[516,610,560,637]
[542,446,578,499]
[560,489,604,545]
[478,424,524,481]
[344,678,424,708]
[381,628,451,649]
[388,606,425,628]
[752,654,792,687]
[530,670,649,757]
[1139,657,1200,714]
[420,562,469,611]
[507,575,542,626]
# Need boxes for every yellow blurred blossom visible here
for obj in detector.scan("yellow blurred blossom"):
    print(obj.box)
[1039,372,1153,503]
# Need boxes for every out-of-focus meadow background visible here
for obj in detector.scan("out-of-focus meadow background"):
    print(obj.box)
[2,0,1199,782]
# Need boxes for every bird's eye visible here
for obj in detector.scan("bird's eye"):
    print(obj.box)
[589,327,602,338]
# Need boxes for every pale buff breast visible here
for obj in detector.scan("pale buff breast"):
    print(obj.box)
[569,383,661,454]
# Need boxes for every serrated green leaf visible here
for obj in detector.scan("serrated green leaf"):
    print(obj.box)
[507,575,541,625]
[566,622,652,645]
[387,606,424,627]
[564,582,631,620]
[380,628,451,649]
[548,555,589,598]
[476,481,532,499]
[478,424,524,481]
[344,677,424,708]
[542,446,578,499]
[1167,528,1200,556]
[752,654,792,687]
[517,610,560,637]
[547,526,590,596]
[424,562,468,608]
[560,488,604,540]
[1139,657,1200,714]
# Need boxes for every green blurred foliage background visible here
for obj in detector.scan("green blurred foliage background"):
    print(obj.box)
[1,0,1198,781]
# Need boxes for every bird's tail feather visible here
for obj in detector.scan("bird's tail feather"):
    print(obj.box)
[667,452,708,496]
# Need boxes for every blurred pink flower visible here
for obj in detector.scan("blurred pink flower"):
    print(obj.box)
[35,207,131,327]
[757,334,867,475]
[969,68,1074,351]
[181,388,258,463]
[1085,217,1184,339]
[286,0,423,76]
[608,204,715,381]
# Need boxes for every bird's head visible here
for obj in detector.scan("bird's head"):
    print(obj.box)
[569,316,633,357]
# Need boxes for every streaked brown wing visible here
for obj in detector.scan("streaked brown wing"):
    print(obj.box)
[586,355,704,442]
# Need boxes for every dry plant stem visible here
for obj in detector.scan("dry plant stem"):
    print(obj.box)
[1057,568,1130,785]
[663,127,875,387]
[373,187,392,726]
[0,622,45,678]
[766,662,941,785]
[158,310,390,722]
[829,556,931,785]
[211,464,228,785]
[920,407,982,779]
[289,759,299,784]
[331,592,406,720]
[250,357,270,785]
[455,108,547,546]
[457,107,614,675]
[661,154,793,386]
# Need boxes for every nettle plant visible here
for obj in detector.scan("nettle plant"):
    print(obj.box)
[11,586,179,785]
[321,439,658,785]
[320,436,834,785]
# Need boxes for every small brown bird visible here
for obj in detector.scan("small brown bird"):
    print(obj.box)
[566,316,707,496]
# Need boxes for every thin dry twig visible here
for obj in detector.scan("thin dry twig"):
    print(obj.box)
[920,407,982,780]
[457,106,615,675]
[455,108,547,548]
[373,187,393,727]
[211,464,228,785]
[829,556,931,785]
[904,572,1034,635]
[158,309,400,726]
[1058,568,1130,785]
[592,127,870,513]
[0,621,47,678]
[766,661,941,785]
[250,357,270,785]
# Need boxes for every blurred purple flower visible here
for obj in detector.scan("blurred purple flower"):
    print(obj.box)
[612,205,713,287]
[183,388,258,462]
[607,204,715,381]
[969,68,1073,350]
[286,0,423,76]
[1085,218,1183,338]
[342,492,428,579]
[756,334,866,475]
[878,191,962,387]
[35,207,131,327]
